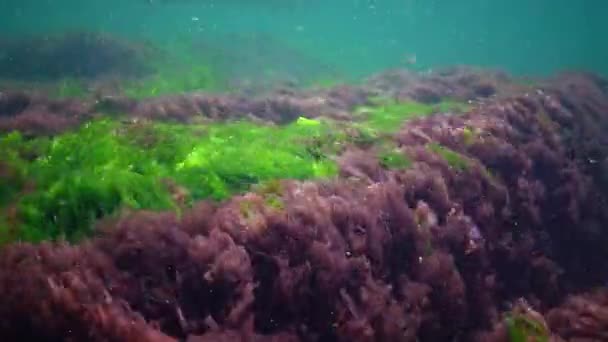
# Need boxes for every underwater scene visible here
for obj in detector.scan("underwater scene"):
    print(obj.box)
[0,1,607,341]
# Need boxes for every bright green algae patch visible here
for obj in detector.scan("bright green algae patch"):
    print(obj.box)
[0,117,338,243]
[0,97,471,243]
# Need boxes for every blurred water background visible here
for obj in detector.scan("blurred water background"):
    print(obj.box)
[1,0,606,81]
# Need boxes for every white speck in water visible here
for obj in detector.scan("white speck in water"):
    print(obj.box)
[295,25,304,32]
[468,223,482,241]
[191,16,199,21]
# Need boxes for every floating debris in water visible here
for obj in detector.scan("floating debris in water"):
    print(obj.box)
[403,53,417,65]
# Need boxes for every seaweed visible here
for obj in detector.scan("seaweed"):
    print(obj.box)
[353,100,438,133]
[121,64,222,99]
[461,126,477,146]
[0,70,606,342]
[427,142,470,171]
[353,98,470,133]
[505,313,549,342]
[0,117,340,242]
[251,180,286,210]
[379,149,412,170]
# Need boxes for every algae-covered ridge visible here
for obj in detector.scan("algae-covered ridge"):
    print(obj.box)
[0,97,469,243]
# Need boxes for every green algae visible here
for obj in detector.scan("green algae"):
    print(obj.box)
[379,149,412,170]
[252,180,286,210]
[0,133,29,206]
[122,63,222,99]
[0,117,338,243]
[427,142,470,171]
[354,99,471,133]
[376,141,412,170]
[354,101,435,133]
[506,313,549,342]
[173,118,338,199]
[462,126,476,145]
[0,95,472,243]
[37,78,92,99]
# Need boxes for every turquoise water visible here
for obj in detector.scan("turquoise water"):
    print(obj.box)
[1,0,606,78]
